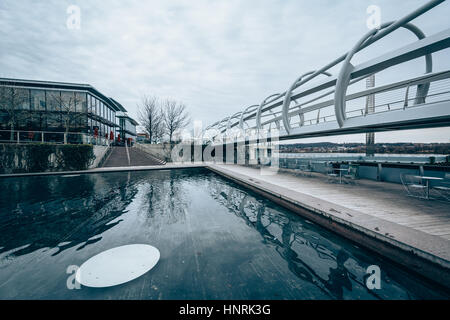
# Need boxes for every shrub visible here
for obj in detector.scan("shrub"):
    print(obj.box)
[0,143,95,174]
[56,144,95,171]
[25,144,55,173]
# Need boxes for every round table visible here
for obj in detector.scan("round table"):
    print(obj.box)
[414,176,443,199]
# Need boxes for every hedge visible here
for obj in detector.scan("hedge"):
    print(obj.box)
[0,143,95,174]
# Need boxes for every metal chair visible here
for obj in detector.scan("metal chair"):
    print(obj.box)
[432,173,450,201]
[299,163,313,177]
[343,166,358,184]
[326,166,339,183]
[400,173,427,199]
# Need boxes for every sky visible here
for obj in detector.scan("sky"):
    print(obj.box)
[0,0,449,144]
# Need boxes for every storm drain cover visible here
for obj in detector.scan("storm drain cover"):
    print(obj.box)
[75,244,160,288]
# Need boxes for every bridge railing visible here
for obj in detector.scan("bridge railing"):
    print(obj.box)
[279,71,450,129]
[204,0,450,144]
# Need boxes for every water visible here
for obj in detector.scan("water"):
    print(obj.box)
[279,153,448,164]
[0,168,448,299]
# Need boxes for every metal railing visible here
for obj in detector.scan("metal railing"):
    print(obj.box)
[204,0,450,143]
[0,130,111,146]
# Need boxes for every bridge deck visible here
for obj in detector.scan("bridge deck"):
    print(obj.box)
[210,164,450,240]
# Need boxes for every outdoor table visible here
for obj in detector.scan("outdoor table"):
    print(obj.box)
[334,168,348,184]
[414,176,444,199]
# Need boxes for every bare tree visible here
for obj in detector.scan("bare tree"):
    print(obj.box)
[47,91,84,144]
[162,99,190,144]
[0,83,30,141]
[138,95,164,144]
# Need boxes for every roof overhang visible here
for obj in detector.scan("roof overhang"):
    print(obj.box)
[0,77,124,113]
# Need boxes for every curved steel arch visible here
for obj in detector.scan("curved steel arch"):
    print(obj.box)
[334,21,433,128]
[227,112,243,130]
[282,70,332,134]
[226,112,244,140]
[256,93,282,130]
[239,104,259,129]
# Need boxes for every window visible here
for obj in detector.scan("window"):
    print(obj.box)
[75,92,87,113]
[47,112,62,129]
[16,88,30,110]
[30,90,46,111]
[61,91,75,112]
[97,100,102,117]
[46,90,61,111]
[94,98,98,116]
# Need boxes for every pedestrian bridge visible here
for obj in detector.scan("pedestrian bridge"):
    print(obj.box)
[204,0,450,144]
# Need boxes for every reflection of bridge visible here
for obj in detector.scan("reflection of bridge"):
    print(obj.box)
[204,0,450,143]
[206,178,450,299]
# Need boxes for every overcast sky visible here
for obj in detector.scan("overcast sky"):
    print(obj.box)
[0,0,449,143]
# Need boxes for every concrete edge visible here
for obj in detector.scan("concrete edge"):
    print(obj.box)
[134,144,167,165]
[206,164,450,290]
[0,163,206,178]
[95,145,113,168]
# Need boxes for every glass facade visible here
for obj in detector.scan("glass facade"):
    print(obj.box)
[30,90,46,111]
[0,87,118,138]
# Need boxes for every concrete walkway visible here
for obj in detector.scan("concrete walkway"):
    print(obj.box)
[211,165,450,240]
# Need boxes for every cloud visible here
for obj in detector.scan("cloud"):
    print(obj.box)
[0,0,449,143]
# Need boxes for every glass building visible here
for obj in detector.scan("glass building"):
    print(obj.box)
[0,78,137,144]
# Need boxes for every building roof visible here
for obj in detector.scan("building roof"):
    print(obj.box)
[116,112,139,126]
[0,77,125,113]
[109,97,127,112]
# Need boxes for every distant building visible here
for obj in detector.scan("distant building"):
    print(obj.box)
[136,132,150,143]
[116,112,138,142]
[0,78,138,144]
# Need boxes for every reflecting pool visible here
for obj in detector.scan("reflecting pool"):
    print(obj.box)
[0,168,448,299]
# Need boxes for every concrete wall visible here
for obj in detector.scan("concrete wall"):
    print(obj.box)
[90,145,111,168]
[135,143,170,162]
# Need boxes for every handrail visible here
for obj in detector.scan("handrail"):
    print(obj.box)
[204,0,449,142]
[282,71,332,133]
[334,22,433,127]
[256,93,282,130]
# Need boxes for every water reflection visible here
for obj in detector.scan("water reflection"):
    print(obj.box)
[0,169,447,300]
[141,171,190,226]
[208,178,420,300]
[0,172,141,257]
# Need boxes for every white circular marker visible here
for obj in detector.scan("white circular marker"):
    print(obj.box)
[76,244,160,288]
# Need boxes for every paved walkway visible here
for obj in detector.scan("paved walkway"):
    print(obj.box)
[102,146,163,167]
[210,165,450,240]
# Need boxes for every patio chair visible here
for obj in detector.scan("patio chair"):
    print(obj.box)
[400,173,427,199]
[299,163,313,177]
[343,166,358,184]
[432,173,450,201]
[326,167,339,183]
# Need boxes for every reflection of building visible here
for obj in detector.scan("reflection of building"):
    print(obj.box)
[0,78,137,143]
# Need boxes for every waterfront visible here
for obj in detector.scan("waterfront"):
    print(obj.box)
[0,168,448,299]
